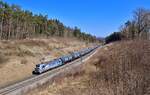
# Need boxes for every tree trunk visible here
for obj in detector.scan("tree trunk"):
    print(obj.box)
[0,17,3,39]
[16,18,19,39]
[8,17,12,39]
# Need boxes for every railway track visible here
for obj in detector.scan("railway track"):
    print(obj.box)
[0,47,99,95]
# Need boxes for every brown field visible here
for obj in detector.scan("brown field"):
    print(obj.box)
[28,40,150,95]
[0,37,94,88]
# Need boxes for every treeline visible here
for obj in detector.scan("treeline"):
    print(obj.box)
[105,8,150,44]
[105,32,122,44]
[0,1,98,42]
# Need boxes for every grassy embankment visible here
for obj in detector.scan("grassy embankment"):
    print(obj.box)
[0,37,93,87]
[28,40,150,95]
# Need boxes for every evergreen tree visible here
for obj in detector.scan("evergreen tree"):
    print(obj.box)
[0,1,98,42]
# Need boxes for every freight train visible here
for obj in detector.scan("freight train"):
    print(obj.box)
[33,45,99,74]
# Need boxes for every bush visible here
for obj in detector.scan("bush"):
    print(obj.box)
[92,40,150,95]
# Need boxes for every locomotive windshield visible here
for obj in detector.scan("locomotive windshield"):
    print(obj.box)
[36,64,40,67]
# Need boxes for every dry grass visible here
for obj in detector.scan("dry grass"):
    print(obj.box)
[0,37,93,88]
[82,40,150,95]
[0,54,8,67]
[27,40,150,95]
[20,59,28,65]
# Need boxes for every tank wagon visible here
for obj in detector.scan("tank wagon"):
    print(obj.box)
[33,45,99,74]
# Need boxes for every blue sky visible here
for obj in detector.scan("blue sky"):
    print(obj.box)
[3,0,150,37]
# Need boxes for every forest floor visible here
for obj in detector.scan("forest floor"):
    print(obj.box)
[28,40,150,95]
[0,37,94,88]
